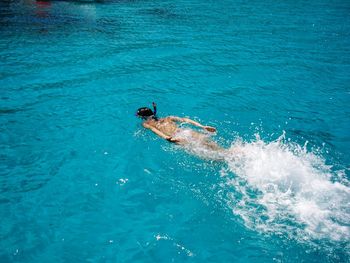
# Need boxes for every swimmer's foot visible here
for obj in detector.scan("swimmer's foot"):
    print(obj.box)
[223,145,244,160]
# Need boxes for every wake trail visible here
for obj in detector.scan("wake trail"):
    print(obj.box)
[180,131,350,244]
[222,133,350,243]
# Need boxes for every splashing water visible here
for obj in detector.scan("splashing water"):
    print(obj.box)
[175,130,350,244]
[221,133,350,244]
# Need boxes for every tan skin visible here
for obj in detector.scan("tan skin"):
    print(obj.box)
[142,116,223,151]
[138,104,242,159]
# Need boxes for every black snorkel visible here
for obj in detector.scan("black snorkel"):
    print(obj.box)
[152,102,158,120]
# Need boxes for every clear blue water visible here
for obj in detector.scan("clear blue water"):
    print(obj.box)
[1,0,350,262]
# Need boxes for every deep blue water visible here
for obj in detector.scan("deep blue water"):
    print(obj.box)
[1,0,350,262]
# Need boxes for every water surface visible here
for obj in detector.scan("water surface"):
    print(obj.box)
[1,0,350,262]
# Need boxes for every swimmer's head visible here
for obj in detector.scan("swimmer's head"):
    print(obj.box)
[136,102,158,120]
[136,107,153,119]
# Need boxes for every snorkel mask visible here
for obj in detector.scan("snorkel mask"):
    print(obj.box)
[135,102,158,120]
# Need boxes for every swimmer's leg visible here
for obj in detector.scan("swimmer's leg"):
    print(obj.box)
[173,129,231,161]
[203,140,224,151]
[189,130,225,151]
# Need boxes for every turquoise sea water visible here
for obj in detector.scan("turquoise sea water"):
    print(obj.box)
[1,0,350,262]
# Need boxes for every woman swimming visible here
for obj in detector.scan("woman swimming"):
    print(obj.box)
[136,103,225,156]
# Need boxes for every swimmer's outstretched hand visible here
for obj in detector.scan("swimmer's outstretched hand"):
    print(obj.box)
[204,126,216,132]
[166,136,181,143]
[166,136,185,144]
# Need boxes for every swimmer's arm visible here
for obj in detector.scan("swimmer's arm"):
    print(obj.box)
[169,116,203,127]
[171,117,216,132]
[143,123,177,142]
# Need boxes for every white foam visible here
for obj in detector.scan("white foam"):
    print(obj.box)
[222,133,350,242]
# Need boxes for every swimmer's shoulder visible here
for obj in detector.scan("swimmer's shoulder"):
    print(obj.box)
[143,119,155,128]
[142,122,151,128]
[167,116,184,122]
[157,116,175,123]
